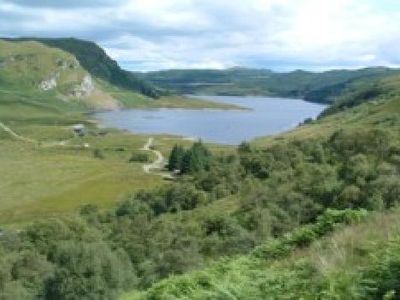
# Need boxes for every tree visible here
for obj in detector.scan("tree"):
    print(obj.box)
[181,141,211,174]
[238,141,252,154]
[167,144,185,171]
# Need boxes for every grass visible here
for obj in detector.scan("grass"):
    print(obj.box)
[0,128,234,226]
[0,131,164,225]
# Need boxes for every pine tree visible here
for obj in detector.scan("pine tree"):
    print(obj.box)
[180,140,211,174]
[168,144,185,171]
[168,145,179,171]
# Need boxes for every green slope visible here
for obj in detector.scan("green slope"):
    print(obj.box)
[0,40,88,95]
[0,39,131,110]
[3,37,161,98]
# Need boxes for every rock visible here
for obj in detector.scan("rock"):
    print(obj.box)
[39,73,58,91]
[71,74,94,97]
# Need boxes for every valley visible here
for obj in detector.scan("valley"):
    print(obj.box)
[0,36,400,300]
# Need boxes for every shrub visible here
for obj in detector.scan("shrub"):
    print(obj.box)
[93,148,104,159]
[129,152,149,163]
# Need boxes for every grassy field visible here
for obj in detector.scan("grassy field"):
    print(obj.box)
[0,86,238,225]
[0,128,161,225]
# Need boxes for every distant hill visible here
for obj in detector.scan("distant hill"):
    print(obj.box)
[2,37,160,98]
[138,67,399,103]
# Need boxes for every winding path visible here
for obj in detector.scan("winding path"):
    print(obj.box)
[0,121,89,148]
[141,137,173,179]
[141,137,165,172]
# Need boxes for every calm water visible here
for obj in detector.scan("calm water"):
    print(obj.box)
[96,96,327,145]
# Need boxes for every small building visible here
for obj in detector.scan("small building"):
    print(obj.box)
[72,124,86,136]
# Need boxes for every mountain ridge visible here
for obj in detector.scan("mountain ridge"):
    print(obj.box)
[138,67,399,103]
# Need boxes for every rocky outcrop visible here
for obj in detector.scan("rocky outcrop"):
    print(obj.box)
[71,74,94,97]
[39,73,59,91]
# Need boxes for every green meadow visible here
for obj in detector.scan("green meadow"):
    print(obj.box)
[0,89,237,225]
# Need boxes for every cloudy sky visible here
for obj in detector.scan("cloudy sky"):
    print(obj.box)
[1,0,400,71]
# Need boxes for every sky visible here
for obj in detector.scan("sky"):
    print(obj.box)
[1,0,400,72]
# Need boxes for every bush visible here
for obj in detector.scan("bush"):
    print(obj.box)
[46,241,135,299]
[129,152,149,163]
[93,148,104,159]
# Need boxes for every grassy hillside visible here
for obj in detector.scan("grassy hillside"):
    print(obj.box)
[139,67,399,103]
[0,39,128,110]
[3,38,161,98]
[0,39,238,111]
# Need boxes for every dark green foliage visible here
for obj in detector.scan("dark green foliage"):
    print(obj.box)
[0,218,134,299]
[321,82,384,116]
[167,141,211,174]
[128,152,149,163]
[0,108,399,298]
[167,144,185,171]
[359,238,400,299]
[237,141,252,154]
[46,241,134,300]
[300,117,314,125]
[118,184,208,217]
[93,148,104,159]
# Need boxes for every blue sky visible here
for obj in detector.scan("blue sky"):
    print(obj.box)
[1,0,400,72]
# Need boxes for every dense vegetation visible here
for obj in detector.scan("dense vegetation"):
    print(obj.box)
[1,96,400,298]
[139,67,399,103]
[167,141,211,174]
[2,38,161,98]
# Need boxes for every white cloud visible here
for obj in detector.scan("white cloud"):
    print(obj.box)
[2,0,400,71]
